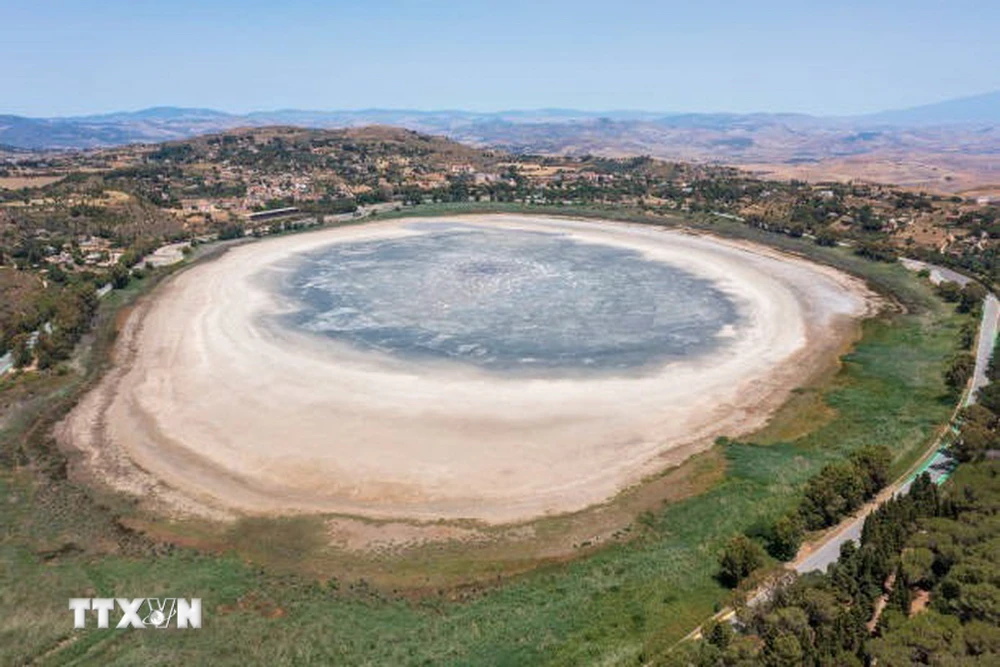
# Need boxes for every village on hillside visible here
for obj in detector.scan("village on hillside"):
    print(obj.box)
[2,126,999,374]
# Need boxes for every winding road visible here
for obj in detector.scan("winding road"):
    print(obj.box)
[794,266,999,574]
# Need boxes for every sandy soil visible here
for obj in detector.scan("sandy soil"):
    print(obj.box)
[325,517,513,553]
[0,175,66,190]
[57,215,877,524]
[742,151,1000,195]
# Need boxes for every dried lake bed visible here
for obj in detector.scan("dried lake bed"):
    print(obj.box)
[58,215,876,523]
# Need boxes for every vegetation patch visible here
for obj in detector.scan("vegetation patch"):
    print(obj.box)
[0,207,970,664]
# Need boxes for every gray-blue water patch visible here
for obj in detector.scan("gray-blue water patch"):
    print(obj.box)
[276,226,740,372]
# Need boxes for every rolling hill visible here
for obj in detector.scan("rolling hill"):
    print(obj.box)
[3,92,1000,194]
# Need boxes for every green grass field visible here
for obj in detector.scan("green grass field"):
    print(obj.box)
[0,205,969,665]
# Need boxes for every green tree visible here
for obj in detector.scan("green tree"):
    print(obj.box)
[867,610,965,665]
[854,240,896,262]
[888,572,912,615]
[946,582,1000,624]
[850,445,893,498]
[33,331,68,370]
[961,619,1000,657]
[719,535,766,588]
[954,422,998,462]
[800,462,866,529]
[10,333,33,368]
[958,282,988,314]
[900,547,935,588]
[936,280,962,303]
[857,204,882,232]
[814,229,838,247]
[763,633,804,667]
[110,262,130,289]
[768,513,804,562]
[703,618,733,650]
[945,353,975,394]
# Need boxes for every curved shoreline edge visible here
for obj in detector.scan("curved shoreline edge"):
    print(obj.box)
[56,214,879,524]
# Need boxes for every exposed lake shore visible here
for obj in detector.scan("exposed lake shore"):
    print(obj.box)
[57,214,877,523]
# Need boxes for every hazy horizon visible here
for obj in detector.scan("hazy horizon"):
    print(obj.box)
[4,0,999,118]
[6,88,997,121]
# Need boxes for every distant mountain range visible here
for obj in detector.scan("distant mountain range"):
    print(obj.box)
[863,90,1000,125]
[3,92,999,195]
[1,91,999,152]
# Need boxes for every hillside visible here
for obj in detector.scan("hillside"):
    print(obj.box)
[0,123,998,665]
[3,94,1000,195]
[2,124,999,294]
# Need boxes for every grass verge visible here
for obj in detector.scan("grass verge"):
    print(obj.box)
[0,204,968,665]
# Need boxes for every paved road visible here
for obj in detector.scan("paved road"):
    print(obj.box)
[898,258,974,287]
[794,266,999,574]
[142,241,189,268]
[968,293,999,405]
[794,512,866,574]
[682,258,998,643]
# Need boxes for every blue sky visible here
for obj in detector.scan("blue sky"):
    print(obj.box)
[3,0,997,117]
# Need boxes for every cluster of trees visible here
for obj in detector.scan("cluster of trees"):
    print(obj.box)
[684,461,1000,666]
[718,446,893,589]
[853,240,897,263]
[3,184,183,250]
[935,280,987,314]
[953,206,1000,238]
[220,215,328,242]
[868,462,999,664]
[953,403,999,463]
[933,279,988,395]
[909,225,1000,290]
[5,279,99,370]
[791,194,847,226]
[216,224,245,241]
[688,322,1000,665]
[1,232,162,368]
[723,181,929,257]
[798,446,893,531]
[718,535,767,588]
[945,353,976,395]
[744,214,808,241]
[686,474,938,665]
[936,281,987,395]
[855,204,885,232]
[300,196,359,215]
[953,336,1000,463]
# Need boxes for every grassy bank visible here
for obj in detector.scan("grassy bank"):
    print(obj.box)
[0,204,967,665]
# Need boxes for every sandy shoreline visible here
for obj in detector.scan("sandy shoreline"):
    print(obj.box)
[57,215,877,523]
